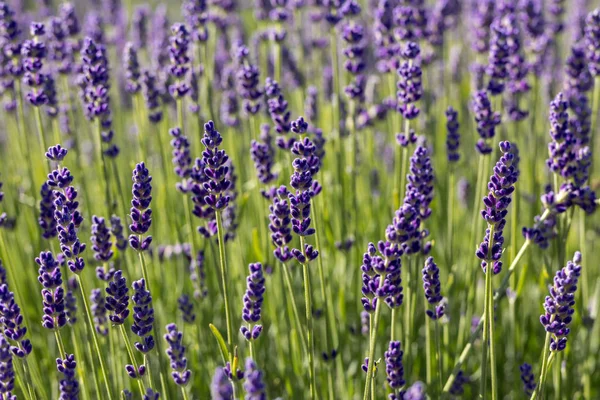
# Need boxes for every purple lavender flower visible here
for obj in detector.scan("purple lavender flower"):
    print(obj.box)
[35,251,67,330]
[170,127,193,192]
[422,257,445,320]
[168,23,191,100]
[210,367,233,400]
[201,121,231,211]
[131,5,149,50]
[178,294,196,324]
[0,335,15,398]
[400,381,425,400]
[449,370,469,396]
[91,216,113,262]
[39,182,58,239]
[22,22,49,107]
[476,142,519,275]
[91,288,108,336]
[164,323,192,386]
[240,263,265,341]
[393,0,427,41]
[123,42,141,95]
[445,106,460,162]
[486,19,510,95]
[0,259,6,285]
[373,0,397,74]
[143,388,160,400]
[243,358,266,399]
[183,0,209,43]
[220,90,240,127]
[385,340,405,390]
[128,162,153,252]
[56,354,79,399]
[0,284,32,358]
[190,250,207,299]
[235,44,263,116]
[84,12,104,44]
[110,215,127,251]
[564,43,593,101]
[131,279,155,353]
[250,124,278,185]
[472,90,501,155]
[141,70,163,123]
[520,363,536,396]
[66,279,77,326]
[540,252,582,352]
[265,78,292,147]
[190,158,217,238]
[80,37,119,157]
[549,0,565,34]
[0,2,23,82]
[269,186,293,263]
[396,42,422,120]
[342,16,366,103]
[360,241,404,313]
[585,9,600,77]
[105,270,129,325]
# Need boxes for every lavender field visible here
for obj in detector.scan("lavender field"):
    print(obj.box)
[1,0,600,399]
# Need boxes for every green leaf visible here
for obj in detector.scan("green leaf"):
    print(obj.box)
[209,323,230,364]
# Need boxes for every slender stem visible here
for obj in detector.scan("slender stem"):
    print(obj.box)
[181,387,190,400]
[77,275,114,400]
[447,171,455,266]
[34,107,49,169]
[530,333,552,400]
[425,314,432,387]
[281,262,308,353]
[215,209,234,360]
[363,298,383,400]
[398,120,410,204]
[480,223,495,399]
[54,329,66,359]
[95,119,112,216]
[300,236,317,400]
[435,320,443,396]
[488,270,498,400]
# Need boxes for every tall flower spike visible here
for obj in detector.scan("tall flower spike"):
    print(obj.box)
[178,294,196,324]
[486,19,510,96]
[585,9,600,77]
[80,37,119,157]
[445,106,460,162]
[397,42,423,120]
[0,335,15,398]
[39,182,57,239]
[243,358,266,399]
[201,121,231,211]
[129,162,153,251]
[141,70,163,123]
[342,15,367,103]
[269,186,293,263]
[360,241,403,313]
[35,251,67,330]
[265,79,294,150]
[170,127,193,192]
[164,323,192,386]
[235,44,263,116]
[472,90,501,155]
[520,363,536,396]
[131,279,155,353]
[210,367,233,400]
[240,263,265,341]
[123,42,141,95]
[91,216,113,262]
[190,250,207,299]
[105,270,130,325]
[110,215,127,251]
[56,354,79,399]
[422,257,445,320]
[385,341,405,390]
[250,124,278,185]
[91,288,109,336]
[22,22,49,107]
[0,284,32,358]
[476,141,519,275]
[168,23,191,99]
[540,252,582,352]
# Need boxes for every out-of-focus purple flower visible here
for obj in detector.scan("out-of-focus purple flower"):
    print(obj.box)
[168,23,191,100]
[0,2,23,86]
[210,367,233,400]
[0,284,32,358]
[471,0,494,54]
[220,90,239,127]
[585,9,600,77]
[0,335,15,398]
[80,37,119,157]
[549,0,566,34]
[131,279,155,354]
[235,44,263,116]
[472,90,501,155]
[123,42,141,95]
[392,0,427,41]
[540,251,582,351]
[183,0,209,43]
[143,388,160,400]
[373,0,398,74]
[22,22,49,107]
[66,278,77,326]
[240,263,265,341]
[178,294,196,324]
[91,216,113,262]
[445,106,460,162]
[131,5,149,50]
[35,251,67,330]
[396,42,422,120]
[269,186,293,263]
[110,215,127,251]
[84,12,104,45]
[56,354,79,399]
[91,288,108,336]
[150,5,170,70]
[128,162,153,252]
[399,381,425,400]
[342,16,366,103]
[422,257,445,320]
[222,160,238,243]
[243,358,266,398]
[486,18,510,96]
[164,323,192,386]
[476,142,519,275]
[190,250,207,299]
[449,370,470,396]
[39,182,57,239]
[250,124,278,185]
[105,270,129,325]
[564,43,593,101]
[141,70,163,123]
[265,78,292,148]
[385,340,405,389]
[520,363,536,396]
[170,127,193,192]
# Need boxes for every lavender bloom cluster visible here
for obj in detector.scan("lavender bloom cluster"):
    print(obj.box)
[0,335,15,398]
[476,142,519,275]
[56,354,79,399]
[397,42,422,120]
[240,263,265,341]
[235,45,262,116]
[164,323,191,386]
[472,90,501,155]
[131,279,155,354]
[201,121,231,211]
[540,252,582,352]
[35,251,66,330]
[22,22,49,107]
[385,340,405,390]
[168,23,191,99]
[520,363,536,396]
[361,241,403,313]
[243,358,266,399]
[0,283,32,358]
[585,9,600,77]
[250,124,278,187]
[422,257,445,320]
[170,127,193,192]
[129,162,153,251]
[445,106,460,162]
[265,79,294,150]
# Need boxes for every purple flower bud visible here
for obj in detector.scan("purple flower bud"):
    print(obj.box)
[164,323,192,386]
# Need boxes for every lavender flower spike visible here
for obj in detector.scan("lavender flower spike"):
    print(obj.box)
[0,284,32,358]
[445,106,460,163]
[243,358,266,399]
[475,141,519,275]
[385,341,405,390]
[91,216,113,262]
[56,354,79,399]
[105,270,130,325]
[129,162,153,251]
[201,121,231,211]
[520,363,536,396]
[240,263,265,341]
[585,9,600,77]
[0,335,15,398]
[35,251,67,330]
[472,90,501,155]
[422,257,445,320]
[131,279,155,353]
[540,252,582,352]
[164,323,192,386]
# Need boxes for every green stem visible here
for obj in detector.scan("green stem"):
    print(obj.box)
[215,209,234,360]
[119,324,146,395]
[77,275,114,400]
[300,236,317,400]
[54,329,66,359]
[95,119,112,216]
[435,320,443,396]
[281,262,308,353]
[363,298,383,400]
[530,333,552,400]
[426,313,432,387]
